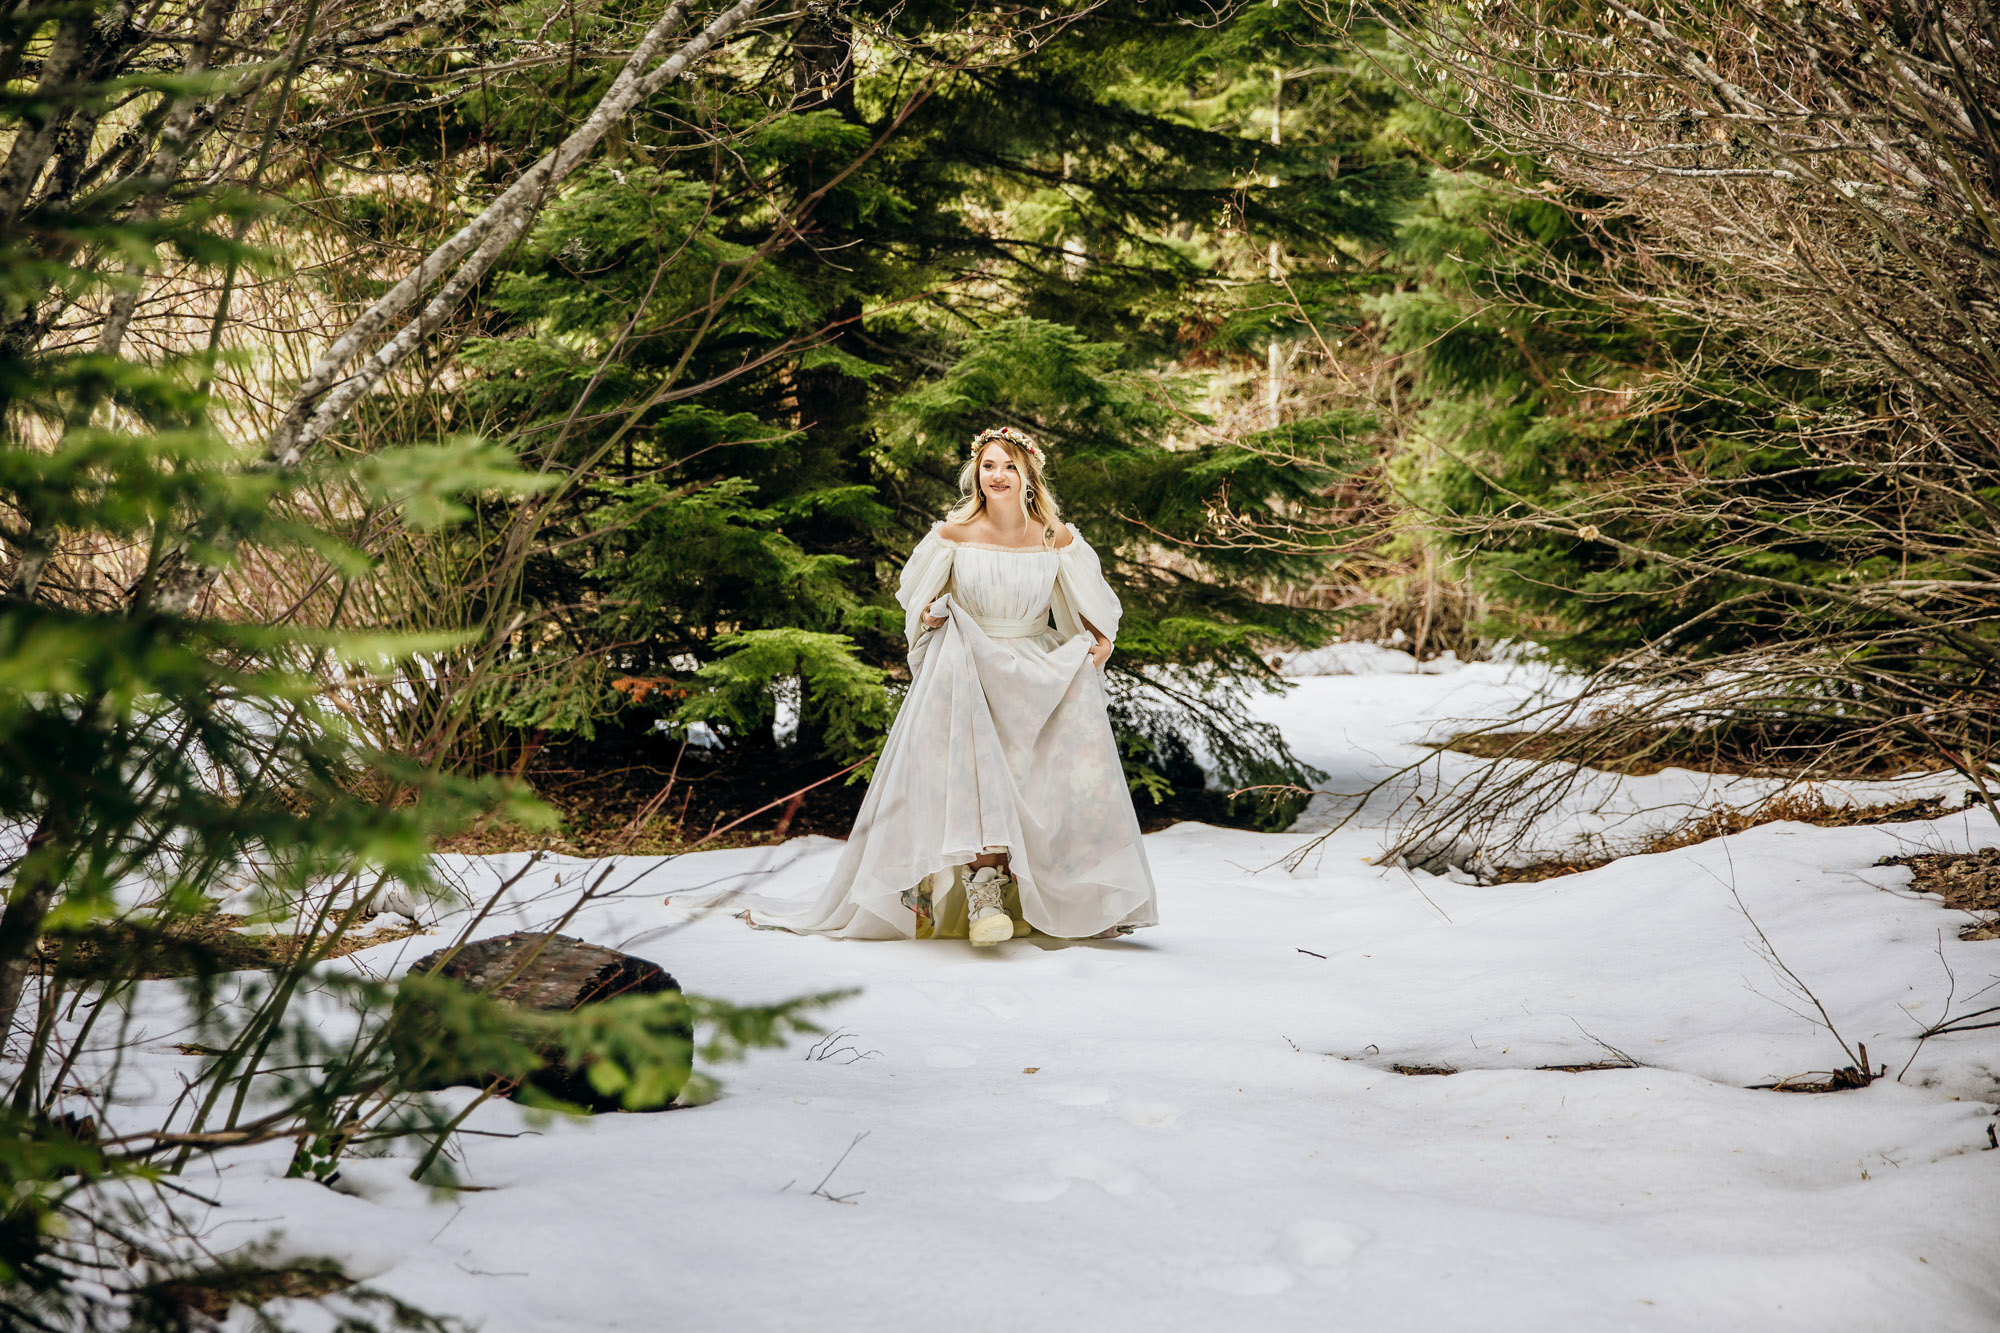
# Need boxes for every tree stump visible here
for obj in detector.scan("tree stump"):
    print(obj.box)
[400,932,689,1112]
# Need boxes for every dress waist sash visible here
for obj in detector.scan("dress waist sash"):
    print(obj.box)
[968,611,1052,639]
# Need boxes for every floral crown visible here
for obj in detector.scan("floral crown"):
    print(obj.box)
[970,425,1046,467]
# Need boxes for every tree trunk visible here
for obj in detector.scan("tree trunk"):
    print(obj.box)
[0,812,72,1051]
[138,0,769,618]
[785,0,867,774]
[0,0,767,1037]
[0,0,141,229]
[793,1,855,117]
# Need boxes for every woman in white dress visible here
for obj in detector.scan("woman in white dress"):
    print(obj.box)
[745,426,1158,946]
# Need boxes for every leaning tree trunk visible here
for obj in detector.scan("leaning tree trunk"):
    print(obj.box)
[137,0,769,620]
[0,0,769,1044]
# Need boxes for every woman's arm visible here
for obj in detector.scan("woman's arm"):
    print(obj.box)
[897,527,955,645]
[1082,615,1112,670]
[1051,524,1121,670]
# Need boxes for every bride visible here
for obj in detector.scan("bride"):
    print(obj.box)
[744,425,1158,946]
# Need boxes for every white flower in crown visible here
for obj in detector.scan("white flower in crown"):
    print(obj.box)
[971,425,1046,466]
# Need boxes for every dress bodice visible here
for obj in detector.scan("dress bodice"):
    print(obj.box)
[943,542,1059,623]
[895,519,1124,649]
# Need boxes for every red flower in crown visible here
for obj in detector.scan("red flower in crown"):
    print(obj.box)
[970,425,1046,466]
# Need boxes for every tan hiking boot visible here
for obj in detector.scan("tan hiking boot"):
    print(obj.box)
[966,866,1012,946]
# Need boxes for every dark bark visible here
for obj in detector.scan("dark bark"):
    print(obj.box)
[0,812,73,1053]
[792,0,855,117]
[140,0,768,618]
[0,1,141,227]
[785,0,866,764]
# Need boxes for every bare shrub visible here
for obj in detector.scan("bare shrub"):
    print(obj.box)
[1304,0,2000,857]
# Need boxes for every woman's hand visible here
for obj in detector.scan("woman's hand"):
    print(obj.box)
[920,603,947,631]
[1089,636,1112,671]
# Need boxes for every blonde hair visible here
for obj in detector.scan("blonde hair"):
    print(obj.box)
[945,426,1062,541]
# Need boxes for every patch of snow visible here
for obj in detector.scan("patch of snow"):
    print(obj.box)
[770,674,800,744]
[1241,668,1975,871]
[54,667,2000,1332]
[1269,641,1466,677]
[653,718,723,749]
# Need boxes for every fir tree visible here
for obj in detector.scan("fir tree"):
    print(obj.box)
[0,5,835,1320]
[380,0,1431,832]
[1356,0,2000,796]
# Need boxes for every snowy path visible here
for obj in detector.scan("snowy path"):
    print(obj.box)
[207,666,1999,1331]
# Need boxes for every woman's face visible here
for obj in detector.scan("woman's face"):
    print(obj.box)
[977,442,1023,513]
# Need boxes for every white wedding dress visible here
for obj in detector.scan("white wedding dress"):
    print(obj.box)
[743,520,1158,940]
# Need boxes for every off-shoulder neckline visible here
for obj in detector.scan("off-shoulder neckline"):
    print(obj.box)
[930,520,1076,554]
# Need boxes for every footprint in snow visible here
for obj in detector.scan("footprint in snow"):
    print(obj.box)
[976,986,1029,1019]
[1059,951,1129,981]
[1181,1221,1369,1296]
[995,1178,1071,1203]
[1279,1219,1371,1277]
[996,1151,1147,1201]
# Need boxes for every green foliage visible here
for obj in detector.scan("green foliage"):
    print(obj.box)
[1378,169,1897,670]
[1110,683,1326,832]
[876,317,1176,462]
[328,0,1424,819]
[673,628,894,769]
[356,437,563,532]
[3,3,1452,1304]
[557,988,848,1111]
[0,6,834,1323]
[873,318,1350,794]
[384,968,841,1130]
[592,478,865,641]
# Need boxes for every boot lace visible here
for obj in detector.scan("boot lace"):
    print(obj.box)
[967,872,1006,915]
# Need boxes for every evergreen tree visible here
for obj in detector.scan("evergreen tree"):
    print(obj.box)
[1355,0,2000,795]
[377,0,1431,833]
[1378,163,1882,674]
[0,4,834,1320]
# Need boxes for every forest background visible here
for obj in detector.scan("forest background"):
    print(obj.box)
[2,0,1995,1323]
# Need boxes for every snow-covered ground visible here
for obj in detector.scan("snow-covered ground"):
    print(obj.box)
[142,662,2000,1329]
[1257,657,1977,870]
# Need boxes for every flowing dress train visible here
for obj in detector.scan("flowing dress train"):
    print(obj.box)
[742,521,1158,940]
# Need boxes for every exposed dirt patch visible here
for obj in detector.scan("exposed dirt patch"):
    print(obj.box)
[145,1264,352,1323]
[1491,792,1971,886]
[1749,1043,1884,1093]
[1438,723,1950,780]
[1755,1067,1879,1093]
[36,914,428,979]
[1877,845,2000,941]
[1492,855,1619,886]
[435,714,1291,858]
[1535,1060,1638,1073]
[1390,1062,1458,1076]
[435,733,870,859]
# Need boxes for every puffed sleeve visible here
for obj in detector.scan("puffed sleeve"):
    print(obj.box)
[895,523,955,646]
[1049,522,1121,643]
